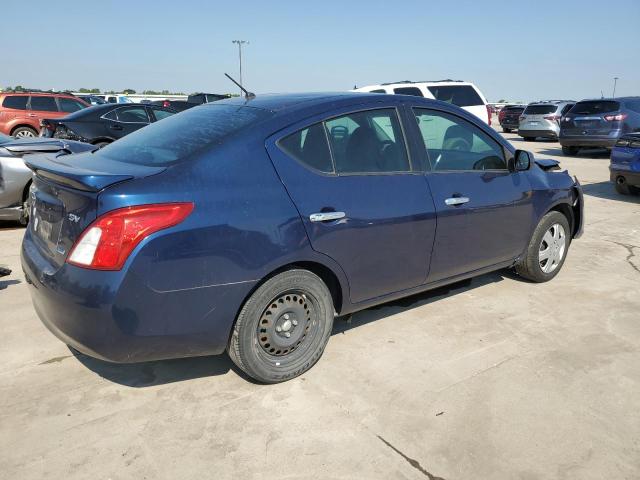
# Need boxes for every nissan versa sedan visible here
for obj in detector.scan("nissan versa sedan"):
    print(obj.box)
[21,93,584,383]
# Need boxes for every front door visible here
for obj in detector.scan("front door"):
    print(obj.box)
[111,106,150,139]
[267,106,437,304]
[411,107,533,282]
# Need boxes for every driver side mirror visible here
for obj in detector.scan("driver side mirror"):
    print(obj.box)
[510,150,532,172]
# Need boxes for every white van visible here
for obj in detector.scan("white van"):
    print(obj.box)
[353,80,491,125]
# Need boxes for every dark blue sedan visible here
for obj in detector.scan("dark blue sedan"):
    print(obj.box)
[21,93,584,383]
[610,133,640,195]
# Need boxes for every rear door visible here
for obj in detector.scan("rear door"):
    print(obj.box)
[426,85,488,124]
[562,100,622,136]
[266,105,437,304]
[0,95,29,134]
[411,107,533,281]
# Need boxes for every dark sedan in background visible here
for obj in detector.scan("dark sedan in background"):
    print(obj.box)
[610,133,640,195]
[498,105,525,133]
[560,97,640,155]
[40,103,176,147]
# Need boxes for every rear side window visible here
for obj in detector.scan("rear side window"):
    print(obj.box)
[279,123,333,173]
[427,85,483,107]
[393,87,423,97]
[116,107,149,123]
[99,105,271,166]
[2,95,28,110]
[29,96,58,112]
[151,108,174,121]
[570,101,620,115]
[524,105,557,115]
[370,89,386,94]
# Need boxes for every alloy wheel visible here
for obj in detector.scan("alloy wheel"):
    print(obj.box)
[539,223,566,273]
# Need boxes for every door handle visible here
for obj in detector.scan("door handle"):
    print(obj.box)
[309,211,346,222]
[27,113,37,117]
[445,196,470,206]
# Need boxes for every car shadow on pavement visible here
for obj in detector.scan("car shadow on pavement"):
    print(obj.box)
[0,279,21,290]
[534,147,610,159]
[333,270,510,335]
[70,347,239,387]
[582,181,640,203]
[70,270,515,387]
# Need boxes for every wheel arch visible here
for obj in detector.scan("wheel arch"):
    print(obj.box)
[10,124,38,136]
[547,201,574,235]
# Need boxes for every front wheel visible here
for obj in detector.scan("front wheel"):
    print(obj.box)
[515,211,571,282]
[228,270,334,383]
[562,146,579,156]
[12,126,38,138]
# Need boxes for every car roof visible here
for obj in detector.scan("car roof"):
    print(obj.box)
[577,97,639,102]
[211,92,377,112]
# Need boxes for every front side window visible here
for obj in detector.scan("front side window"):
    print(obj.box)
[58,97,86,113]
[325,109,410,174]
[116,107,149,123]
[29,96,58,112]
[2,95,28,110]
[413,108,506,171]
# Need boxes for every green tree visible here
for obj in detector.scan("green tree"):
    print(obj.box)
[123,88,136,94]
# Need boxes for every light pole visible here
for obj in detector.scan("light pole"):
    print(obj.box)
[612,77,619,98]
[232,40,248,95]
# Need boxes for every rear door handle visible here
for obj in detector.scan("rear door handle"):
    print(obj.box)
[309,212,346,222]
[445,196,470,206]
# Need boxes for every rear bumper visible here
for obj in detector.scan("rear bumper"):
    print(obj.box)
[499,121,519,129]
[559,135,617,148]
[21,228,255,363]
[518,128,558,139]
[610,169,640,187]
[0,206,22,221]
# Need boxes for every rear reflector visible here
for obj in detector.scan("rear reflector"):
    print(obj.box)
[604,113,628,121]
[67,203,194,270]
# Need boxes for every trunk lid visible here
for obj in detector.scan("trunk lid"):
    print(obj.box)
[25,151,166,270]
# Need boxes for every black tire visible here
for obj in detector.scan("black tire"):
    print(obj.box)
[562,146,579,156]
[228,269,334,383]
[502,127,512,133]
[615,180,631,195]
[524,137,536,142]
[93,141,111,149]
[515,211,571,283]
[12,126,38,138]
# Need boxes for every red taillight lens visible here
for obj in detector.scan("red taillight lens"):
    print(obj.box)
[163,100,170,108]
[604,113,628,122]
[67,203,194,270]
[544,115,561,121]
[498,109,506,121]
[486,105,491,124]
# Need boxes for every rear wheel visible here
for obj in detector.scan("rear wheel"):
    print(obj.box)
[228,270,334,383]
[93,141,111,149]
[515,211,571,283]
[562,146,579,156]
[12,126,38,138]
[614,179,640,195]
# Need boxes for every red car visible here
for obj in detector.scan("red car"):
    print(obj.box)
[0,92,88,138]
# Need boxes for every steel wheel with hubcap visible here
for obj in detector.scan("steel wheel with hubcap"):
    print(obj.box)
[516,210,571,282]
[228,270,334,383]
[538,223,566,273]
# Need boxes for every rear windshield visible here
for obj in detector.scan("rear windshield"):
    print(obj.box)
[98,104,271,166]
[427,85,483,107]
[524,105,557,115]
[503,105,524,111]
[393,87,424,97]
[569,101,620,115]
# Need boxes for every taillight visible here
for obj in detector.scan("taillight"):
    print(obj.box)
[67,203,194,270]
[162,100,170,108]
[544,115,561,121]
[486,105,491,124]
[498,110,506,121]
[604,113,628,122]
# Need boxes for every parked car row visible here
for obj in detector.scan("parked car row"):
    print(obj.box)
[496,97,640,157]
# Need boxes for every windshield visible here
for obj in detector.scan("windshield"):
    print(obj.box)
[97,104,272,166]
[427,85,483,107]
[569,101,620,115]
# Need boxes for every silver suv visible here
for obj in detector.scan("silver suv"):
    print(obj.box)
[518,101,575,141]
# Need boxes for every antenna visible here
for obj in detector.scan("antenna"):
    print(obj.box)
[224,73,255,99]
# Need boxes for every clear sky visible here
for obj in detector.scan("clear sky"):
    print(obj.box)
[1,0,638,102]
